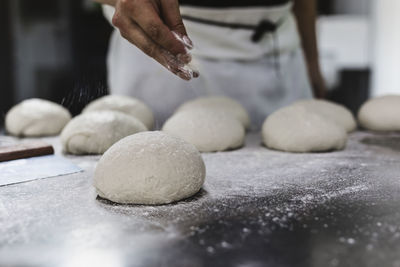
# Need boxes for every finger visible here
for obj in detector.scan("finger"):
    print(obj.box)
[112,12,191,80]
[120,0,187,56]
[160,0,193,49]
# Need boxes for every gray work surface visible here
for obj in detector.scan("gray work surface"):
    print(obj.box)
[1,132,400,267]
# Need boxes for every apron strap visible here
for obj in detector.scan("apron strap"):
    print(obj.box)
[181,15,288,43]
[179,0,291,8]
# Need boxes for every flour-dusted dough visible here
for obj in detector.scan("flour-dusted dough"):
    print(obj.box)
[162,109,245,152]
[61,111,147,155]
[5,98,71,137]
[358,95,400,131]
[262,105,347,153]
[93,131,206,204]
[176,96,251,129]
[83,95,155,130]
[293,99,357,132]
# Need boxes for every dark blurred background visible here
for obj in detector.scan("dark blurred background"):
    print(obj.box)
[0,0,112,119]
[0,0,372,122]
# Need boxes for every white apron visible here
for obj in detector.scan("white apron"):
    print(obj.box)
[102,2,312,129]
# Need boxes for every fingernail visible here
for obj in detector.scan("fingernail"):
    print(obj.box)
[192,71,200,78]
[183,36,193,49]
[177,53,192,64]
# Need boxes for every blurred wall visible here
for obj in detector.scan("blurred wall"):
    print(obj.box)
[334,0,372,15]
[0,0,14,122]
[9,0,73,102]
[371,0,400,96]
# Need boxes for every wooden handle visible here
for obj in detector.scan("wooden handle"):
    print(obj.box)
[0,141,54,162]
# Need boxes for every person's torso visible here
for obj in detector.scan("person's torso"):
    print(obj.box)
[178,0,299,60]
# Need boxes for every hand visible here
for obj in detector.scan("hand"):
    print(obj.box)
[111,0,194,80]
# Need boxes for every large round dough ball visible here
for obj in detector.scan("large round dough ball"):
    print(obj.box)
[358,95,400,131]
[262,105,347,153]
[176,96,251,129]
[292,99,356,132]
[162,109,245,152]
[83,95,154,130]
[61,111,147,155]
[93,131,206,204]
[5,98,71,137]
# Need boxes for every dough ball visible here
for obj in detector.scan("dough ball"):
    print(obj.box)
[358,95,400,131]
[83,95,154,130]
[5,98,71,137]
[176,96,251,129]
[61,111,147,155]
[93,131,206,204]
[162,109,245,152]
[293,99,356,132]
[262,105,347,153]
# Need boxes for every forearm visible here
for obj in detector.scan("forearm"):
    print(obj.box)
[92,0,116,6]
[293,0,326,98]
[293,0,319,66]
